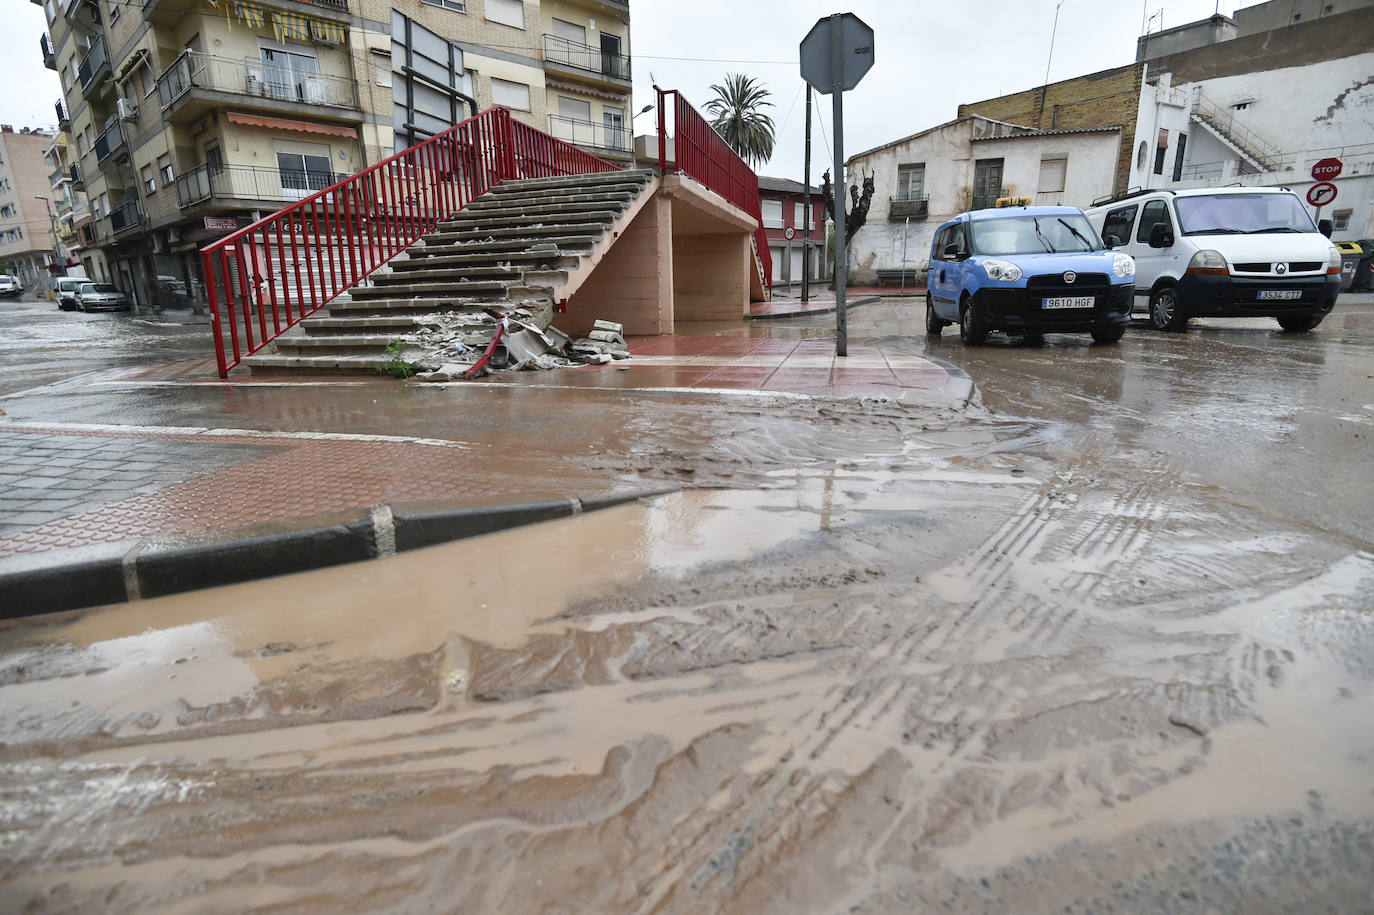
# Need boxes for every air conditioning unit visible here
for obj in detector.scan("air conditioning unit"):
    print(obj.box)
[117,97,138,120]
[299,77,327,104]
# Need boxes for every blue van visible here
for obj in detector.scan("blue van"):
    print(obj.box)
[926,206,1136,345]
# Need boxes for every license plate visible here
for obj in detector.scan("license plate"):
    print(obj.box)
[1257,290,1302,301]
[1041,296,1095,310]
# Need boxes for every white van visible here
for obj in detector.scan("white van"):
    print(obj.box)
[1085,187,1341,332]
[56,276,86,311]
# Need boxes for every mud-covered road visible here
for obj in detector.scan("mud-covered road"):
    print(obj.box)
[2,300,1373,912]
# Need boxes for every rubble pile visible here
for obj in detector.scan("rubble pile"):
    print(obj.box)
[410,313,629,382]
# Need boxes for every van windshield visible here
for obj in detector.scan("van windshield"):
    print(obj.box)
[1175,193,1316,235]
[970,214,1100,255]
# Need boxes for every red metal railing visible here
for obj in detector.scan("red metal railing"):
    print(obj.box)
[201,106,618,376]
[656,87,772,289]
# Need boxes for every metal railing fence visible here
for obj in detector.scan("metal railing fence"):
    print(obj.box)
[546,115,631,152]
[157,51,360,111]
[176,162,351,208]
[201,105,618,376]
[542,33,631,81]
[655,87,772,290]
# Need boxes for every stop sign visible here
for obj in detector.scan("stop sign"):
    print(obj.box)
[1311,157,1342,181]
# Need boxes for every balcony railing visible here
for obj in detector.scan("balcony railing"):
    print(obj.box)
[107,198,143,235]
[157,51,360,111]
[55,99,70,128]
[546,115,631,153]
[77,37,110,90]
[41,33,56,68]
[175,162,351,208]
[889,194,929,219]
[542,34,630,82]
[93,120,125,164]
[69,163,84,187]
[971,189,1003,211]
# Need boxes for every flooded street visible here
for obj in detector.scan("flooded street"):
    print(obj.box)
[2,298,1373,911]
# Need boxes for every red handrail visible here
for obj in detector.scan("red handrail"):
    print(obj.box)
[201,106,618,376]
[655,88,772,290]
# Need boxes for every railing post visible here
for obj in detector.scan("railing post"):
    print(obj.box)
[499,108,518,181]
[657,87,667,176]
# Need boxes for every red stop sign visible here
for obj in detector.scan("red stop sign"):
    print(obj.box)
[1311,157,1342,181]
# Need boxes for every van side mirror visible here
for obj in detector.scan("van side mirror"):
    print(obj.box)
[943,244,958,259]
[1148,223,1174,248]
[1103,234,1122,249]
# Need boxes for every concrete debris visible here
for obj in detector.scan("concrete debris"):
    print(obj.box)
[408,308,630,381]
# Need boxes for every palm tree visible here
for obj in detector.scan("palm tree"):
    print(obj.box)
[704,74,777,168]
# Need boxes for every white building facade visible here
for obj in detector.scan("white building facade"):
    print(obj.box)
[844,117,1121,285]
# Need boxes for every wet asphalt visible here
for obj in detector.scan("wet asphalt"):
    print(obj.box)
[1,291,1372,912]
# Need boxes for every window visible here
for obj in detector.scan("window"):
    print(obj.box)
[485,0,524,29]
[794,202,813,230]
[1101,205,1137,246]
[1153,145,1167,175]
[142,164,155,194]
[558,96,591,121]
[158,154,173,185]
[420,0,466,11]
[372,50,391,87]
[1136,199,1173,243]
[490,78,530,110]
[552,17,586,45]
[603,106,625,149]
[260,45,319,102]
[1171,133,1188,182]
[205,145,223,175]
[1137,140,1148,169]
[1332,210,1351,232]
[972,158,1003,209]
[276,151,333,191]
[76,133,87,156]
[1232,102,1249,110]
[109,3,119,23]
[896,163,925,200]
[1038,157,1067,194]
[761,198,783,228]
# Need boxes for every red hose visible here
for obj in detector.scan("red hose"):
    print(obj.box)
[463,314,507,380]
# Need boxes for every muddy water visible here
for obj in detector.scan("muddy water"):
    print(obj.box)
[3,411,1373,912]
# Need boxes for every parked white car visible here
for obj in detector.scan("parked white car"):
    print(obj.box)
[1084,187,1341,333]
[0,275,21,298]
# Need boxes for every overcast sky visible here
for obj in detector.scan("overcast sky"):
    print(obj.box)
[8,0,1253,183]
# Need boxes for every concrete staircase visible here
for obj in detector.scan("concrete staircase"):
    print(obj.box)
[244,168,657,375]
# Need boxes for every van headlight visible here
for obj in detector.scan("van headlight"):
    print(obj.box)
[1328,245,1342,275]
[1186,249,1228,276]
[983,259,1022,282]
[1112,253,1135,278]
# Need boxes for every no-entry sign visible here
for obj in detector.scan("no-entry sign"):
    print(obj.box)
[1311,157,1342,181]
[1307,182,1338,207]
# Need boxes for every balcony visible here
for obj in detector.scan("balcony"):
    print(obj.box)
[889,194,929,219]
[55,99,71,130]
[174,162,349,209]
[144,0,349,26]
[542,34,631,91]
[156,52,362,125]
[106,198,143,236]
[41,33,56,69]
[77,37,111,96]
[971,189,1004,211]
[63,0,101,29]
[546,115,633,159]
[93,120,126,167]
[69,163,84,189]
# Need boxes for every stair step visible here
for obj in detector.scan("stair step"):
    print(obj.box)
[348,279,517,298]
[438,210,621,231]
[275,333,404,351]
[303,316,426,333]
[388,251,583,271]
[424,222,609,244]
[325,293,553,313]
[490,169,652,194]
[369,264,525,284]
[467,187,642,209]
[456,198,633,220]
[246,354,398,375]
[408,237,595,257]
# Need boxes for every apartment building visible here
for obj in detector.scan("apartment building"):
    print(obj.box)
[38,0,632,310]
[42,131,90,273]
[0,127,59,287]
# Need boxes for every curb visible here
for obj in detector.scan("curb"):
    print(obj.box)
[748,294,881,320]
[0,486,679,620]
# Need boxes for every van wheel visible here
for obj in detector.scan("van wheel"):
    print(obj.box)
[1148,286,1187,331]
[925,295,946,335]
[1276,316,1322,332]
[1091,325,1126,344]
[959,297,987,345]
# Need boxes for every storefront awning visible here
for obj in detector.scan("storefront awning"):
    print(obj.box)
[225,112,357,139]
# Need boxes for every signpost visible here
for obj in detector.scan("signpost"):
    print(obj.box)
[1308,158,1342,225]
[801,12,874,357]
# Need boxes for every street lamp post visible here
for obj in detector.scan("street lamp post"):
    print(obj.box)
[34,195,61,292]
[630,103,654,168]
